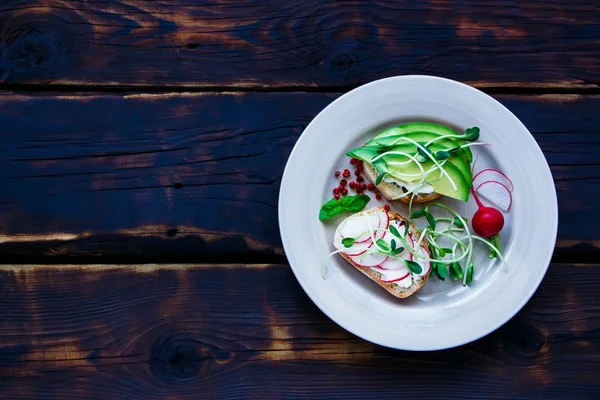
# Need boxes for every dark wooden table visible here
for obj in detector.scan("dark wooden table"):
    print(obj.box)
[0,1,599,399]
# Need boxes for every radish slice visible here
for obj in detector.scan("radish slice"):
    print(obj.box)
[333,231,373,254]
[350,252,388,267]
[339,213,380,242]
[476,180,512,211]
[380,269,410,283]
[473,168,514,192]
[379,256,409,271]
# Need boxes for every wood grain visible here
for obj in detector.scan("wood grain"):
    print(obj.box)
[0,92,599,262]
[0,263,598,399]
[0,0,598,88]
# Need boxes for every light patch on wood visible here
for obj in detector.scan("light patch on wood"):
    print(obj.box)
[0,264,276,272]
[457,17,526,38]
[0,232,91,243]
[21,344,92,368]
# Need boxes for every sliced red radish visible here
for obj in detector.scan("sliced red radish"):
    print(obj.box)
[380,270,410,283]
[339,213,380,242]
[378,256,409,271]
[473,168,514,192]
[476,180,512,211]
[350,252,388,267]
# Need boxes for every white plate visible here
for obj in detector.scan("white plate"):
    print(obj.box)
[278,75,558,351]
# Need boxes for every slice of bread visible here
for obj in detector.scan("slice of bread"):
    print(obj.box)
[337,206,431,299]
[363,162,441,204]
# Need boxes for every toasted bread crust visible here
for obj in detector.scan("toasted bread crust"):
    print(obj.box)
[338,208,431,299]
[362,162,441,204]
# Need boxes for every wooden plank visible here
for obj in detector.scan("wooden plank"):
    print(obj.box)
[0,0,598,88]
[0,93,599,262]
[0,263,598,399]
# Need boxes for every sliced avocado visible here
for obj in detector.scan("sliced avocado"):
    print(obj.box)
[346,146,382,163]
[388,162,470,202]
[366,123,473,164]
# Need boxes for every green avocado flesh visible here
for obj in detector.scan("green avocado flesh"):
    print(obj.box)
[347,122,475,201]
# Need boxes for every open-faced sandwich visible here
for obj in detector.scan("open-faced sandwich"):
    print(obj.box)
[346,122,480,204]
[333,206,431,298]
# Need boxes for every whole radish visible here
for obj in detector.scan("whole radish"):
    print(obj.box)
[471,188,504,237]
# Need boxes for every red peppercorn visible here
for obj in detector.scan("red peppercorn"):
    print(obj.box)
[368,183,375,191]
[342,188,348,195]
[334,194,340,200]
[349,181,355,188]
[357,176,364,182]
[343,169,350,178]
[376,194,382,200]
[335,171,341,178]
[340,179,347,187]
[361,183,368,190]
[350,158,356,165]
[333,188,339,195]
[384,204,390,211]
[354,169,361,176]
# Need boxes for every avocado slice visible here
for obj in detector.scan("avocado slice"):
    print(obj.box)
[366,123,473,164]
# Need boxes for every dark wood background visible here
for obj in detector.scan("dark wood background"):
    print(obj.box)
[0,1,598,399]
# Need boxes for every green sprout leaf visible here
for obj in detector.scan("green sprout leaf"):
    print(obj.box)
[376,239,390,252]
[449,262,464,280]
[453,217,464,228]
[434,150,450,160]
[464,127,480,141]
[341,238,355,248]
[376,173,386,185]
[390,239,396,251]
[410,209,425,219]
[389,224,402,239]
[434,262,448,280]
[466,263,474,284]
[405,260,423,274]
[416,144,433,162]
[425,211,436,230]
[489,234,501,258]
[391,247,405,255]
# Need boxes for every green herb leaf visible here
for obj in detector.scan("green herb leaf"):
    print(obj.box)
[425,211,436,230]
[466,263,474,284]
[489,234,501,258]
[376,239,390,252]
[416,144,432,162]
[434,150,450,160]
[376,173,386,185]
[450,262,464,280]
[410,209,425,219]
[390,239,396,251]
[464,127,480,141]
[405,260,423,274]
[434,262,448,280]
[440,248,453,254]
[341,237,355,248]
[389,224,402,239]
[453,217,464,228]
[391,247,405,255]
[319,194,371,221]
[437,248,447,257]
[447,147,461,154]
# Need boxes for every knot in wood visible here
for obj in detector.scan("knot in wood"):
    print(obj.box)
[326,49,358,74]
[149,334,204,383]
[503,321,547,357]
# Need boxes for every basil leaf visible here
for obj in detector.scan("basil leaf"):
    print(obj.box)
[319,194,371,220]
[453,217,464,228]
[389,224,402,239]
[450,262,463,280]
[390,239,396,251]
[434,262,448,280]
[425,211,436,230]
[405,260,423,274]
[318,198,344,221]
[489,234,501,258]
[466,263,474,284]
[410,209,425,219]
[376,173,386,185]
[376,239,390,252]
[435,150,450,160]
[464,127,480,141]
[341,238,355,248]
